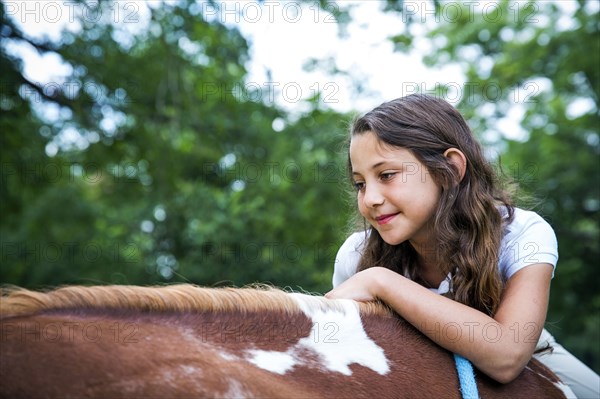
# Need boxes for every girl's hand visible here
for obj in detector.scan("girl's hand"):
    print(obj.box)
[325,267,393,302]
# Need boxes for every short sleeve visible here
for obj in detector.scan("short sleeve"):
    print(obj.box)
[499,209,558,281]
[332,231,368,288]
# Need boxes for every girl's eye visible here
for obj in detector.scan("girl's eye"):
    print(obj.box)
[353,181,365,191]
[380,172,396,181]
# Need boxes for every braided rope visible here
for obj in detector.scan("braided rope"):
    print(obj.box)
[454,354,480,399]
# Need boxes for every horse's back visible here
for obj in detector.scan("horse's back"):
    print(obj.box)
[0,285,569,398]
[1,311,321,398]
[360,312,569,399]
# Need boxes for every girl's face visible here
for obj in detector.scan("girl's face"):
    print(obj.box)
[350,131,441,250]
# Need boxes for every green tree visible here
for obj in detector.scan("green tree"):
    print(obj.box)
[1,0,350,293]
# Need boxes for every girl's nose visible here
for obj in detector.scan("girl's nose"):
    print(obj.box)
[363,186,385,208]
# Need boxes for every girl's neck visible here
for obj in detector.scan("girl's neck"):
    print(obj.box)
[416,252,446,289]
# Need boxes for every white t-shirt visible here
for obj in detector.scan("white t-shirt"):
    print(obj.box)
[332,208,558,294]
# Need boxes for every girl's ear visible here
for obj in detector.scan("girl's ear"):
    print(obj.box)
[443,148,467,182]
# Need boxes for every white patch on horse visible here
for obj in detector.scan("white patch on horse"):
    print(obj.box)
[223,379,248,398]
[244,294,389,376]
[246,349,297,375]
[159,369,176,387]
[218,351,239,362]
[525,366,576,398]
[180,365,200,375]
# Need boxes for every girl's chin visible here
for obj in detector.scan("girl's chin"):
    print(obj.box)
[377,231,405,246]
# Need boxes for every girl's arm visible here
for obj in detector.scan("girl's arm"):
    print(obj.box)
[325,263,553,384]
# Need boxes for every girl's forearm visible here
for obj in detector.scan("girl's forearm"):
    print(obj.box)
[373,269,540,383]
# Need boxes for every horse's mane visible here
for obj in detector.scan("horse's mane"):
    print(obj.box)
[0,284,391,319]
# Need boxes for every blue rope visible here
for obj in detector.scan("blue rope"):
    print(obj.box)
[453,354,480,399]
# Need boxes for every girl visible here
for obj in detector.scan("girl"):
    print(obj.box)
[325,94,599,398]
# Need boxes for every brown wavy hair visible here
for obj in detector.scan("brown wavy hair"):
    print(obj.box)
[349,94,514,316]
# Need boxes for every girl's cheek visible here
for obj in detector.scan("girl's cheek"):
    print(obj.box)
[357,200,367,216]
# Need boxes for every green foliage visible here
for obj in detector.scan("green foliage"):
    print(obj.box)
[1,0,351,293]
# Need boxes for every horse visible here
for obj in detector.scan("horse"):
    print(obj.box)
[0,284,570,398]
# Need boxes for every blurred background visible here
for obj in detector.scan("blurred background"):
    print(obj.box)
[1,0,598,372]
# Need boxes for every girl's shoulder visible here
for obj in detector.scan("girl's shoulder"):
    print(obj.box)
[502,207,556,238]
[499,207,558,280]
[335,230,370,267]
[332,230,370,287]
[341,230,370,251]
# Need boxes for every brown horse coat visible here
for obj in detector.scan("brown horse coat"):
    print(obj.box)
[0,284,568,398]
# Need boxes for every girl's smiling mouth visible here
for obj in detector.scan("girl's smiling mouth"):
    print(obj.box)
[375,213,399,225]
